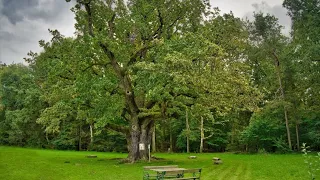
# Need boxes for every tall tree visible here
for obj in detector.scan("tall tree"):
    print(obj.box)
[62,0,211,162]
[247,12,292,149]
[24,1,260,159]
[283,0,320,150]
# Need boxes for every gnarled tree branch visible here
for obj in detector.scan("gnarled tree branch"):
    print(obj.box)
[105,123,129,134]
[83,0,94,37]
[82,63,110,72]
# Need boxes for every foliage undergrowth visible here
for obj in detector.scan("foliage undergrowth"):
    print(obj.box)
[302,143,320,180]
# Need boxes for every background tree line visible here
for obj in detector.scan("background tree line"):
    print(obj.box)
[0,0,319,161]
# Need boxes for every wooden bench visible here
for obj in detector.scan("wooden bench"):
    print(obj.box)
[143,165,179,180]
[143,167,201,180]
[173,168,202,180]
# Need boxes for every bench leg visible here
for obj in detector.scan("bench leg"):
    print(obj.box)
[177,173,184,178]
[156,172,165,180]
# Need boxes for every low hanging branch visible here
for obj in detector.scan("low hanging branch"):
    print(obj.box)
[105,123,129,135]
[82,63,110,72]
[58,75,75,81]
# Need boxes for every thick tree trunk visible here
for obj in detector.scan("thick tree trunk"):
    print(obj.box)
[186,108,190,153]
[128,118,140,162]
[125,133,132,155]
[139,128,148,160]
[127,118,153,162]
[200,116,204,153]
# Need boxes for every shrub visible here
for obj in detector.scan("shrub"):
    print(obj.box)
[302,143,320,180]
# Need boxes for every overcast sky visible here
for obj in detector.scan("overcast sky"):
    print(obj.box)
[0,0,291,65]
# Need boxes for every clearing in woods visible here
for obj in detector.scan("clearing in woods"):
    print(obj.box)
[0,146,317,180]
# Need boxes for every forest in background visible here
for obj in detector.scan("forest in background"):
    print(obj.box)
[0,0,319,162]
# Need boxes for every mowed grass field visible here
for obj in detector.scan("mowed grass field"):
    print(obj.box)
[0,146,317,180]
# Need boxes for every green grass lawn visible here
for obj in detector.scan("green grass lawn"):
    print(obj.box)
[0,146,317,180]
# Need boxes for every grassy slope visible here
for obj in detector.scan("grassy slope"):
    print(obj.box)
[0,146,317,180]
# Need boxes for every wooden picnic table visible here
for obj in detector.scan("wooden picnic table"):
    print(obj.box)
[143,165,180,180]
[150,168,186,172]
[143,165,201,180]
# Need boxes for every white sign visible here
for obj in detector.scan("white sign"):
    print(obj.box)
[139,143,145,151]
[148,144,150,149]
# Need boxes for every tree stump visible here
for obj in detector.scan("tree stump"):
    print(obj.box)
[86,155,97,158]
[188,156,197,159]
[213,157,223,165]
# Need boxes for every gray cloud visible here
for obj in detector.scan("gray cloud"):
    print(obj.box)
[2,0,39,24]
[266,5,291,28]
[245,2,292,34]
[211,0,291,35]
[0,0,75,64]
[0,31,16,41]
[1,0,72,25]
